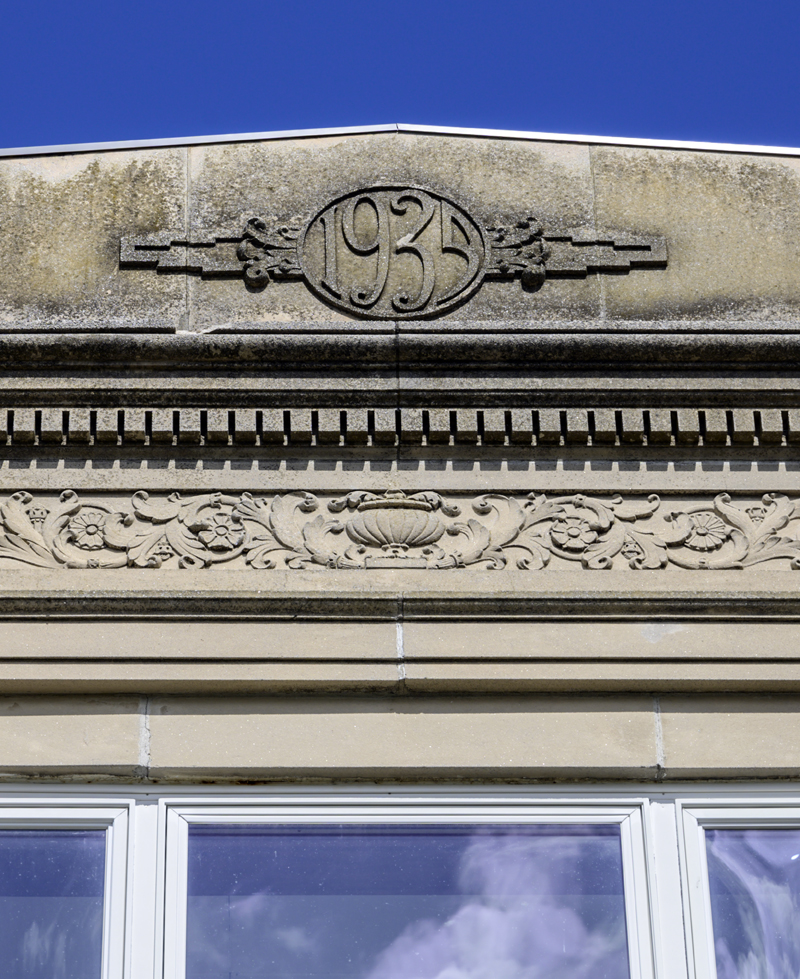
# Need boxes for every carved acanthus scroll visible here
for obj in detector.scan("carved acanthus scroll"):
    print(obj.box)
[1,489,798,572]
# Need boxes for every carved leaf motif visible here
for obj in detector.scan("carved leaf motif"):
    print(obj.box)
[164,519,213,568]
[659,511,695,545]
[131,490,184,523]
[127,529,177,569]
[298,516,344,568]
[473,496,524,545]
[611,494,661,522]
[623,529,668,570]
[511,534,551,570]
[102,512,136,550]
[437,519,493,568]
[714,492,800,567]
[0,493,62,568]
[328,491,380,513]
[269,492,319,555]
[743,535,800,568]
[40,490,83,546]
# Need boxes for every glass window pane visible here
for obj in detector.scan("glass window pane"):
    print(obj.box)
[706,828,800,979]
[187,823,630,979]
[0,829,105,979]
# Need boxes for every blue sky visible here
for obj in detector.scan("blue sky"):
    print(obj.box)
[2,0,799,149]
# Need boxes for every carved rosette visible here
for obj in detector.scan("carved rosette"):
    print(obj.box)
[1,490,799,573]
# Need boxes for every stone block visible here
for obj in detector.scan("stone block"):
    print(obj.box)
[481,409,506,445]
[787,409,800,444]
[426,409,451,445]
[0,148,187,332]
[591,146,800,322]
[286,409,311,446]
[592,408,617,444]
[661,696,800,777]
[232,408,257,446]
[344,408,368,447]
[95,409,119,444]
[260,409,285,446]
[730,409,756,445]
[647,408,672,444]
[675,409,700,445]
[508,409,533,446]
[205,408,230,445]
[39,408,64,445]
[12,408,35,444]
[758,408,784,445]
[122,408,146,444]
[67,408,91,444]
[0,697,142,775]
[150,408,174,444]
[177,408,201,445]
[537,408,562,444]
[147,695,657,778]
[703,408,728,444]
[620,409,645,444]
[373,408,397,446]
[564,409,590,444]
[400,408,424,445]
[455,409,479,444]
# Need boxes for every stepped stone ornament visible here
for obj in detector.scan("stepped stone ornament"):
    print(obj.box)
[120,185,668,319]
[1,489,798,572]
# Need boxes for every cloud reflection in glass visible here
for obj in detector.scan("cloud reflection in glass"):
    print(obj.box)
[707,828,800,979]
[186,824,630,979]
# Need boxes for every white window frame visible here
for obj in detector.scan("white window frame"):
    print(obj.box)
[0,798,132,979]
[160,797,656,979]
[678,800,800,979]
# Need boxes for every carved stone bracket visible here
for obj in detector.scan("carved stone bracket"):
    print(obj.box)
[1,489,797,572]
[120,185,666,319]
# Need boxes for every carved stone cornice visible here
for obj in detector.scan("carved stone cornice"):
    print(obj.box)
[1,326,800,376]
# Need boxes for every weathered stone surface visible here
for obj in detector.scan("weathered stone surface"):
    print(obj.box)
[0,149,187,330]
[592,147,800,321]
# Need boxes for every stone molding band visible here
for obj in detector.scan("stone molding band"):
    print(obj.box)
[1,407,795,448]
[4,331,800,372]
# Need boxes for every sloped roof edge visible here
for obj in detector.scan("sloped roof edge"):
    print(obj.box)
[1,122,800,159]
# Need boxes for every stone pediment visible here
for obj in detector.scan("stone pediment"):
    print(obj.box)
[0,125,799,333]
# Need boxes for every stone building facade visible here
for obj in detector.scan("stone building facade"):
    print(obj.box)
[0,124,798,978]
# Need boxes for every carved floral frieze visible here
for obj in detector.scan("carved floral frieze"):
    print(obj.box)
[1,489,799,572]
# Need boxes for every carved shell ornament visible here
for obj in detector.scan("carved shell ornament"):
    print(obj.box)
[120,185,667,319]
[2,489,800,572]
